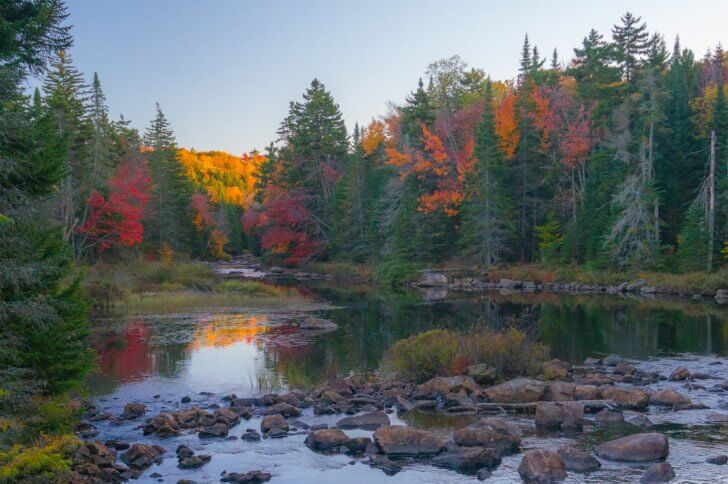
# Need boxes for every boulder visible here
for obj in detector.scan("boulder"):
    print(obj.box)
[220,470,272,483]
[260,414,288,434]
[344,437,372,453]
[299,317,338,332]
[595,410,624,424]
[418,271,448,287]
[391,396,416,412]
[199,422,229,438]
[304,428,349,451]
[706,454,728,465]
[336,411,389,430]
[418,376,479,396]
[483,378,547,403]
[263,403,301,417]
[373,425,446,457]
[668,366,690,381]
[431,446,501,473]
[640,462,675,483]
[453,418,521,454]
[626,413,653,427]
[542,359,571,380]
[613,362,636,376]
[599,386,650,409]
[535,402,584,430]
[368,454,402,475]
[214,407,241,426]
[545,382,576,401]
[143,413,181,437]
[574,385,601,401]
[178,454,211,469]
[649,388,691,407]
[119,402,146,420]
[557,447,601,472]
[176,407,214,428]
[517,448,567,483]
[120,444,165,470]
[468,364,497,384]
[595,433,669,462]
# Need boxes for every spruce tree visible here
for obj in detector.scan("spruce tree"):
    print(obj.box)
[611,12,650,85]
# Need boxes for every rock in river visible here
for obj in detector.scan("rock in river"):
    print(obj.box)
[120,443,165,470]
[517,448,567,483]
[299,317,338,332]
[668,366,691,381]
[452,417,521,454]
[336,411,390,430]
[535,402,584,430]
[261,414,288,434]
[119,402,146,420]
[640,462,676,483]
[220,470,272,483]
[557,447,601,472]
[599,386,650,409]
[595,433,669,462]
[305,428,350,451]
[649,388,691,407]
[263,403,301,418]
[418,375,479,397]
[483,378,547,403]
[373,425,446,457]
[431,446,501,473]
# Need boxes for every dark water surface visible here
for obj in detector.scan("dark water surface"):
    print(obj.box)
[87,285,728,483]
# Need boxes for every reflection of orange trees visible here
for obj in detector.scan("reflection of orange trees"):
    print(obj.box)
[93,320,154,382]
[189,315,270,349]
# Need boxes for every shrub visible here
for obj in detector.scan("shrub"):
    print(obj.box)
[383,327,549,383]
[377,260,419,286]
[218,280,291,297]
[0,435,78,480]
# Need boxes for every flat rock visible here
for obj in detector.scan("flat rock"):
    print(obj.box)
[220,470,272,483]
[336,411,390,430]
[558,447,600,472]
[263,403,301,417]
[596,433,669,462]
[373,425,446,457]
[453,417,521,454]
[431,446,501,473]
[518,448,567,482]
[599,386,650,409]
[484,378,547,403]
[595,410,625,424]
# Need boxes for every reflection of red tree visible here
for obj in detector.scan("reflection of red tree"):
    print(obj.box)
[93,320,155,383]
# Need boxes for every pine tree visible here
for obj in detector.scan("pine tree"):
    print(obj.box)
[460,80,513,266]
[611,12,650,85]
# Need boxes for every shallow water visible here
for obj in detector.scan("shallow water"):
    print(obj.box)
[87,285,728,483]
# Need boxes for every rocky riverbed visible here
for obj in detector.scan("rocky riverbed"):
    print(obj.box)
[71,354,728,483]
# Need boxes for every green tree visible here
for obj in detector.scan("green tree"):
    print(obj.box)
[611,12,650,85]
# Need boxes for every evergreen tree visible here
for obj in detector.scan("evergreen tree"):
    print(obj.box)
[611,12,650,85]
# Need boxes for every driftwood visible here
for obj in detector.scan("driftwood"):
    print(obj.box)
[473,399,618,413]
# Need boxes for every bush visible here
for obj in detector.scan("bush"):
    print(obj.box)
[383,328,549,383]
[0,435,77,480]
[377,260,419,286]
[218,280,292,297]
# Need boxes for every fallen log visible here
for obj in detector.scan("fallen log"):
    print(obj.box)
[474,400,618,413]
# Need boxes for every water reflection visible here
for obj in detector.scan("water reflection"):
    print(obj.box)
[88,286,728,398]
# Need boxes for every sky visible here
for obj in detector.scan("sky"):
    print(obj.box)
[54,0,728,154]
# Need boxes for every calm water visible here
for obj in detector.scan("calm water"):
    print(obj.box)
[86,285,728,483]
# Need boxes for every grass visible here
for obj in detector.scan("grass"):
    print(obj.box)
[121,290,306,314]
[301,260,375,280]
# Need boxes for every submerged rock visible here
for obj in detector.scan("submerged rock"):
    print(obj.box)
[373,425,446,457]
[299,317,338,332]
[596,433,669,462]
[368,453,402,475]
[706,454,728,465]
[557,446,601,472]
[517,448,567,482]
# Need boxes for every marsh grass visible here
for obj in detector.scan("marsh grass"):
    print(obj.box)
[121,290,306,314]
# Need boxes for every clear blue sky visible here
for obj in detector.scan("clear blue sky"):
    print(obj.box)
[57,0,727,154]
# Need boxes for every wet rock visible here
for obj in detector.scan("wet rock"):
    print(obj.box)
[391,395,416,412]
[418,375,479,397]
[432,446,501,473]
[241,430,261,441]
[178,454,211,469]
[649,388,692,407]
[535,402,584,430]
[545,382,575,401]
[120,443,165,470]
[76,421,99,438]
[583,357,602,365]
[181,395,191,403]
[640,462,675,483]
[199,422,229,438]
[336,411,390,430]
[263,403,301,418]
[542,359,571,380]
[691,372,713,380]
[575,373,613,386]
[602,355,622,366]
[299,317,338,331]
[599,385,650,409]
[613,362,636,376]
[517,448,567,483]
[344,436,372,453]
[304,428,349,451]
[595,409,624,424]
[267,427,288,438]
[557,446,600,472]
[214,407,241,426]
[483,378,547,403]
[626,413,653,427]
[468,364,496,384]
[368,453,402,475]
[119,402,146,420]
[706,454,728,465]
[373,425,446,457]
[105,439,130,451]
[220,470,272,483]
[477,468,492,480]
[573,385,601,401]
[706,412,728,423]
[176,407,214,428]
[595,433,669,462]
[261,414,288,434]
[176,445,194,458]
[453,418,521,454]
[144,413,181,437]
[668,366,691,381]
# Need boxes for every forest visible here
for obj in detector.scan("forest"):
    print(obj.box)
[2,0,728,480]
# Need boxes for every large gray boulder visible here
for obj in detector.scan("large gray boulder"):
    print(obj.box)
[518,448,567,482]
[596,433,669,462]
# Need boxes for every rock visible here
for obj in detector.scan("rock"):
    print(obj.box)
[305,428,349,451]
[613,362,636,376]
[418,376,479,396]
[299,317,338,331]
[181,395,191,403]
[599,385,650,409]
[198,422,228,438]
[241,430,261,441]
[119,402,146,420]
[263,403,301,418]
[431,446,502,473]
[627,413,653,427]
[595,433,669,462]
[418,271,448,287]
[595,410,624,424]
[373,425,446,457]
[143,413,181,437]
[535,402,584,430]
[706,454,728,465]
[545,382,575,401]
[668,366,690,381]
[640,462,675,483]
[542,359,571,380]
[706,412,728,423]
[558,447,600,472]
[178,454,211,469]
[517,448,567,483]
[368,454,402,475]
[261,414,288,434]
[220,470,272,483]
[477,468,492,480]
[214,407,241,426]
[176,444,194,458]
[649,388,692,407]
[574,385,601,401]
[120,444,165,470]
[602,355,622,366]
[392,395,416,412]
[483,378,547,403]
[583,357,602,365]
[468,364,497,384]
[104,439,130,451]
[336,411,390,430]
[453,418,521,454]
